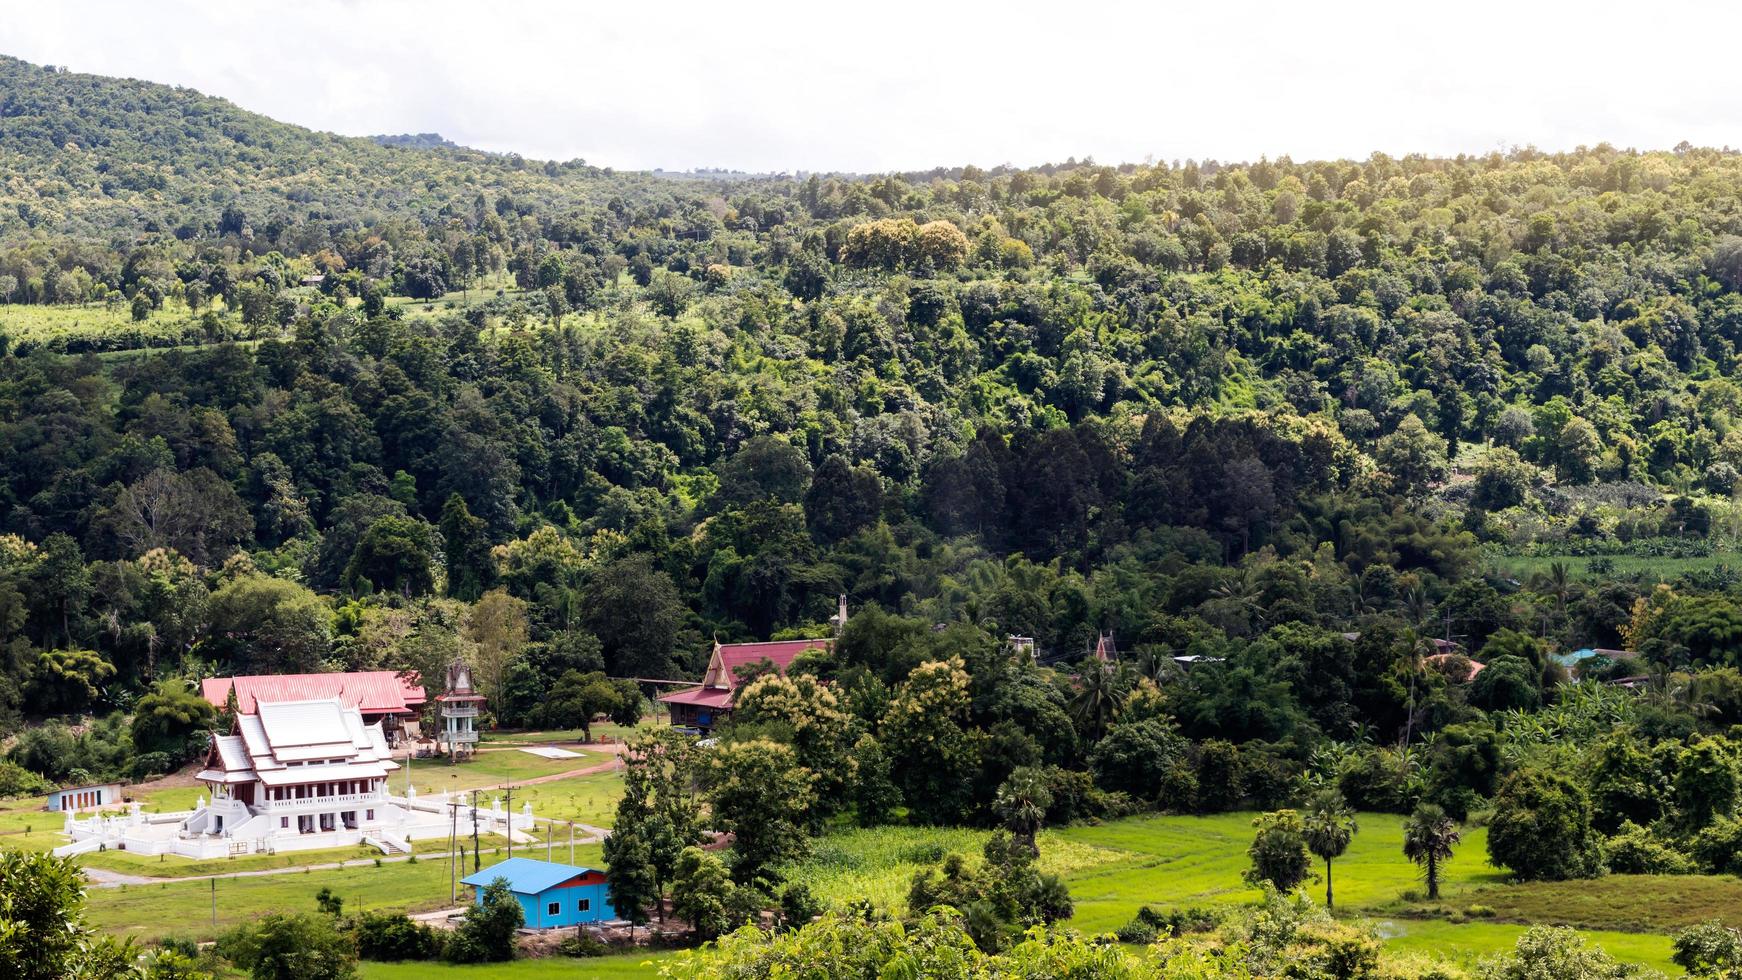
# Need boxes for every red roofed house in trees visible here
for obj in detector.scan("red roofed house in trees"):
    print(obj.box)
[659,638,832,732]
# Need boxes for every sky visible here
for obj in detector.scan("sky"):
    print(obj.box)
[3,0,1739,174]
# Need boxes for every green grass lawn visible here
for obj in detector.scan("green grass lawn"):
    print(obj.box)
[483,721,643,745]
[75,833,518,878]
[87,844,606,943]
[1378,919,1679,975]
[395,748,594,797]
[1053,811,1500,932]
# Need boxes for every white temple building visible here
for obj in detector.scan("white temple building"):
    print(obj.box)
[56,695,535,860]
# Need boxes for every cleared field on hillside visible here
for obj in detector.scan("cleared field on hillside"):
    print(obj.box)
[0,301,223,351]
[1487,550,1742,584]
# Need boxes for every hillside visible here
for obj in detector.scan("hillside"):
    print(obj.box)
[3,53,1742,979]
[0,54,651,244]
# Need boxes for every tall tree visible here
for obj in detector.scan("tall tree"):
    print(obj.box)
[1401,803,1461,900]
[1302,789,1357,912]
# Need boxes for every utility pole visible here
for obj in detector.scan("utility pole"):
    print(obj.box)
[210,877,216,927]
[470,790,480,873]
[504,784,512,859]
[568,821,574,865]
[448,798,459,903]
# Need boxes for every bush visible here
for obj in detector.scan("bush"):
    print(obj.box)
[129,751,173,781]
[1691,818,1742,876]
[1114,919,1157,944]
[1125,903,1222,938]
[221,912,358,980]
[1487,769,1604,881]
[556,931,611,958]
[1605,822,1694,875]
[443,878,521,963]
[1245,810,1312,891]
[1672,919,1742,977]
[351,911,441,962]
[0,759,54,799]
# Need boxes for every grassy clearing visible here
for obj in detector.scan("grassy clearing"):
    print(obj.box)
[76,804,1718,974]
[1377,919,1679,974]
[0,301,226,352]
[1050,811,1499,933]
[1487,551,1742,584]
[483,721,642,745]
[395,748,593,797]
[1418,874,1742,933]
[76,833,517,877]
[782,824,1123,912]
[87,844,606,943]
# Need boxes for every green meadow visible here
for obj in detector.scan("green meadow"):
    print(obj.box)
[59,805,1728,974]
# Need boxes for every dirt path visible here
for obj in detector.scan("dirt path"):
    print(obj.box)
[499,741,628,787]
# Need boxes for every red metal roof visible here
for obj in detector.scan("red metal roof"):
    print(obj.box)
[716,639,830,683]
[201,671,426,716]
[657,638,831,710]
[658,686,735,708]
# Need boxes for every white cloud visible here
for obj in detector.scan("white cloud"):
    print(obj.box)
[3,0,1737,172]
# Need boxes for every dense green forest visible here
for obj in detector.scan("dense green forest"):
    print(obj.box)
[5,52,1742,948]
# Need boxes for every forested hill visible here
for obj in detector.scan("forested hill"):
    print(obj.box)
[7,51,1742,790]
[0,55,632,242]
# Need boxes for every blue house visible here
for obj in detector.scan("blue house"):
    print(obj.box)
[460,858,616,928]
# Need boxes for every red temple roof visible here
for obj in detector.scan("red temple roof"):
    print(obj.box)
[658,637,832,710]
[201,671,426,717]
[714,639,831,685]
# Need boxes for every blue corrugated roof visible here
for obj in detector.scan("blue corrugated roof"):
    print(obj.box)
[460,857,603,895]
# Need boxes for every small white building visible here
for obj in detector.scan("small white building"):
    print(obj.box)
[55,696,536,860]
[45,782,124,812]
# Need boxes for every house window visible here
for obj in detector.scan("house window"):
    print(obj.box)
[365,809,374,821]
[281,817,289,829]
[546,902,560,916]
[578,899,591,912]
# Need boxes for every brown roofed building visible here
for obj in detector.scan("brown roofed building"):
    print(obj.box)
[658,638,831,732]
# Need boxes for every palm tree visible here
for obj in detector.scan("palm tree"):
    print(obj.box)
[1070,660,1125,742]
[994,766,1053,856]
[1401,803,1461,900]
[1302,789,1357,912]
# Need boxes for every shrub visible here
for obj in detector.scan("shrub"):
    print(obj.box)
[129,751,173,781]
[1672,919,1742,977]
[1487,769,1604,881]
[1245,810,1312,891]
[351,911,441,962]
[556,931,611,958]
[221,912,358,980]
[1691,818,1742,876]
[1480,925,1651,980]
[0,759,54,799]
[443,878,521,963]
[1114,919,1157,944]
[1605,822,1694,875]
